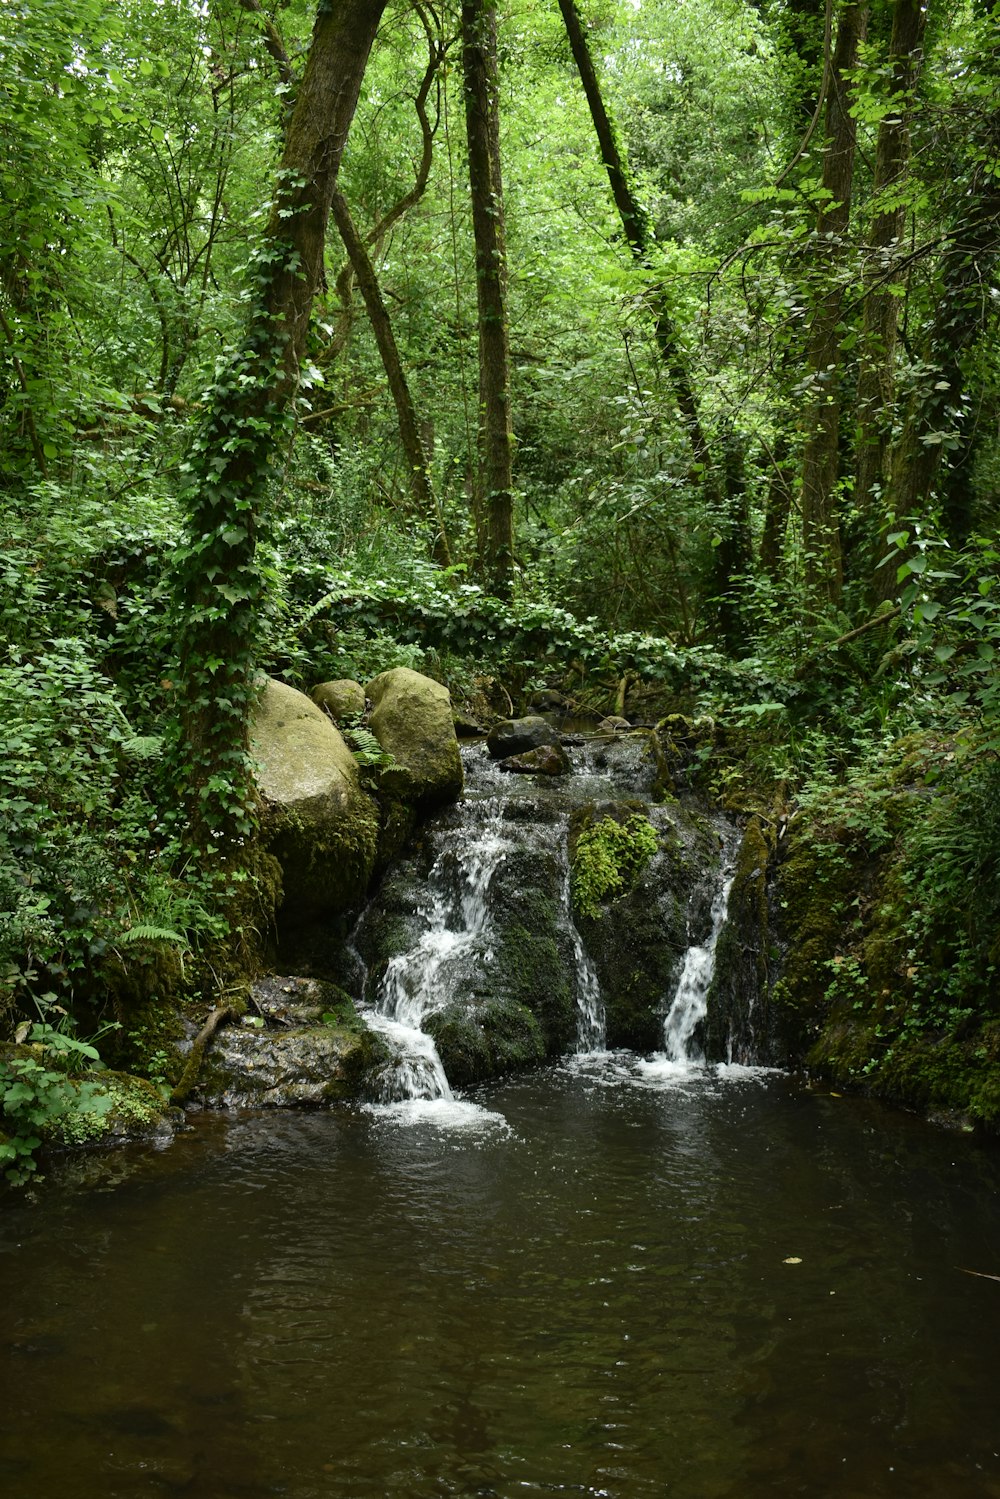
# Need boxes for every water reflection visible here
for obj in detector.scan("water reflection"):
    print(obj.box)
[3,1070,1000,1498]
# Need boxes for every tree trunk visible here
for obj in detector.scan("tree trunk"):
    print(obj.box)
[853,0,928,571]
[759,435,796,583]
[173,0,387,855]
[330,190,452,566]
[876,70,1000,588]
[556,0,709,468]
[461,0,514,597]
[799,0,867,610]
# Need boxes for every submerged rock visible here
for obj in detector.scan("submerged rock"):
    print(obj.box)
[366,667,464,807]
[497,743,570,776]
[252,678,379,921]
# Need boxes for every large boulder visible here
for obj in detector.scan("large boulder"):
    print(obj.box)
[196,979,389,1108]
[365,667,464,806]
[252,678,379,921]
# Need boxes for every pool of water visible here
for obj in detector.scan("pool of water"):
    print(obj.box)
[3,1059,1000,1498]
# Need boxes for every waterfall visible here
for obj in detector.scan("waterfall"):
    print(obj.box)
[367,795,509,1102]
[661,870,733,1063]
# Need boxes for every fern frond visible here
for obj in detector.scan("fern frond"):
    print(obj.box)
[118,924,186,945]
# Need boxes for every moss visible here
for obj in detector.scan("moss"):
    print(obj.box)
[569,808,659,921]
[51,1071,175,1146]
[426,996,545,1087]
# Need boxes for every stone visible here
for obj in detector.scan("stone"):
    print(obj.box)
[529,689,571,715]
[596,715,632,735]
[365,667,464,806]
[198,1015,386,1108]
[486,715,560,759]
[497,743,570,776]
[311,678,366,722]
[251,678,379,921]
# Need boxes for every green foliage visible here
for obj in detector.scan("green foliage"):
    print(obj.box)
[0,999,117,1184]
[571,814,659,921]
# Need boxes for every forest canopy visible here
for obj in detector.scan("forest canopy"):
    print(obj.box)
[2,0,1000,1147]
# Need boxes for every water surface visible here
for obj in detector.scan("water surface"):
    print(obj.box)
[3,1062,1000,1498]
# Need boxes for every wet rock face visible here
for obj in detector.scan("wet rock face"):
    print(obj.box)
[570,801,725,1051]
[197,976,388,1108]
[351,739,736,1084]
[486,716,561,759]
[498,743,570,776]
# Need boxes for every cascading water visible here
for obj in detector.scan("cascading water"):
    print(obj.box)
[366,794,509,1102]
[661,867,733,1064]
[353,735,748,1113]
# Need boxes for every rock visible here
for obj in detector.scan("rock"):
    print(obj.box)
[252,678,379,921]
[198,1014,387,1108]
[497,743,570,776]
[529,689,570,715]
[365,667,464,806]
[486,715,560,759]
[597,715,632,735]
[311,678,366,722]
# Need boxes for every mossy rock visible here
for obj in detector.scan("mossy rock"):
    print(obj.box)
[426,997,546,1087]
[252,677,380,922]
[366,667,464,807]
[569,801,717,1051]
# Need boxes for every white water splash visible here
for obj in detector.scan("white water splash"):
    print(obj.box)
[661,869,734,1064]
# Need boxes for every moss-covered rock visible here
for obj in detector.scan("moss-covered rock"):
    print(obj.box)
[365,667,464,807]
[252,677,379,922]
[426,997,546,1087]
[570,801,722,1050]
[311,678,366,721]
[196,980,391,1107]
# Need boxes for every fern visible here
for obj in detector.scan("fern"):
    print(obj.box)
[118,923,186,945]
[344,726,396,768]
[119,734,164,762]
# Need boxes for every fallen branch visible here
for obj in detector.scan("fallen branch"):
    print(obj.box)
[170,1005,238,1106]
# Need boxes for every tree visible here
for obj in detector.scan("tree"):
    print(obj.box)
[799,0,868,609]
[853,0,929,576]
[462,0,515,596]
[172,0,388,855]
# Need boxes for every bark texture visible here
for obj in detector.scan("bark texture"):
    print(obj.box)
[462,0,514,597]
[799,0,867,609]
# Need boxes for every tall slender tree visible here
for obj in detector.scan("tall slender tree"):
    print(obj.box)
[853,0,928,575]
[799,0,868,609]
[462,0,515,596]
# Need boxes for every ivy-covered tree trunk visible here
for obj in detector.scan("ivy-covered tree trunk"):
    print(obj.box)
[853,0,928,575]
[173,0,387,855]
[877,84,1000,583]
[799,0,867,610]
[462,0,514,598]
[556,0,709,469]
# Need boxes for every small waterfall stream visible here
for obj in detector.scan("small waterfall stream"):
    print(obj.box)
[365,793,510,1102]
[661,869,734,1063]
[355,737,745,1112]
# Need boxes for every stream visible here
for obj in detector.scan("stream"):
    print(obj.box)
[4,739,1000,1496]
